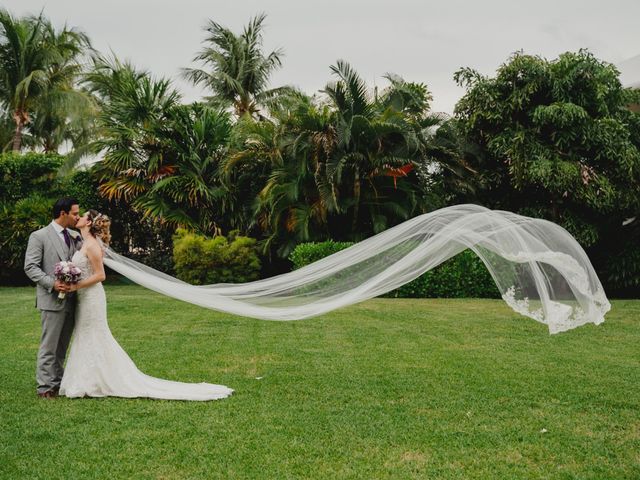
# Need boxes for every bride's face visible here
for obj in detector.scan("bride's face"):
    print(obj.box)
[76,213,91,229]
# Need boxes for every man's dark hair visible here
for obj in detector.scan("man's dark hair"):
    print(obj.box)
[52,197,79,219]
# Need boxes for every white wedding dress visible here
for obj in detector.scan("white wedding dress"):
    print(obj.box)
[59,250,233,401]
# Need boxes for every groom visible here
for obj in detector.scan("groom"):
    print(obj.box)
[24,197,82,398]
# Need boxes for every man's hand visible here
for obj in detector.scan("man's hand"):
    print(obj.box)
[53,280,69,293]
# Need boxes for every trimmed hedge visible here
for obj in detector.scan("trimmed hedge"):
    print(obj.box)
[173,229,261,285]
[0,153,64,285]
[0,152,64,203]
[289,240,500,298]
[289,240,356,270]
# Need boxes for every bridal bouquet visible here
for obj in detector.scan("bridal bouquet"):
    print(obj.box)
[53,261,82,299]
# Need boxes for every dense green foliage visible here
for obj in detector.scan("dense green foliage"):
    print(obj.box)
[387,249,500,299]
[599,220,640,293]
[173,229,261,285]
[225,64,447,258]
[0,151,64,202]
[0,153,63,283]
[454,50,640,236]
[288,240,357,270]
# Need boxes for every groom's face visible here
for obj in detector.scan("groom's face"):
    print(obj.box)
[63,204,81,228]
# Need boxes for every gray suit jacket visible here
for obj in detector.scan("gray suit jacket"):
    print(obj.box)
[24,223,82,311]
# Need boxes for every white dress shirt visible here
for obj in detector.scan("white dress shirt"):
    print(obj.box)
[50,220,69,248]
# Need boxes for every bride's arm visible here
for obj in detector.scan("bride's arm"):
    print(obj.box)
[71,244,106,290]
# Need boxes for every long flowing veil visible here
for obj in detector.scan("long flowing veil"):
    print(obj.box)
[103,204,611,334]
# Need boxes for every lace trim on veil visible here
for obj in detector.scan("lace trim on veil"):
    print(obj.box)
[499,250,609,333]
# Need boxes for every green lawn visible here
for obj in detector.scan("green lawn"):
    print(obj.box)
[0,285,638,479]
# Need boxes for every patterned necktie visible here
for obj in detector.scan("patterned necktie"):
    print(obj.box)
[62,229,71,249]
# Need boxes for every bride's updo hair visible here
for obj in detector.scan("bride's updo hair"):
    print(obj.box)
[87,209,111,246]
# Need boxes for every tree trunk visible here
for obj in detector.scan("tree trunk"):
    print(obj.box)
[352,167,360,232]
[43,136,56,153]
[12,117,24,152]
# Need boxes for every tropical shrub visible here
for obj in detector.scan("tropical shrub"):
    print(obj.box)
[0,152,64,202]
[0,193,52,285]
[0,153,63,284]
[173,229,261,285]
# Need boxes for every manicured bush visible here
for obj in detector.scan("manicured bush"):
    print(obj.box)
[0,152,64,203]
[173,229,261,285]
[0,194,53,285]
[289,240,356,270]
[386,249,500,298]
[0,153,64,285]
[289,241,500,298]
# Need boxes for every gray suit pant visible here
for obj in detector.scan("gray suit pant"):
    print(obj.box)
[36,302,75,393]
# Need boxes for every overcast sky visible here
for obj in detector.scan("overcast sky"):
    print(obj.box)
[6,0,640,113]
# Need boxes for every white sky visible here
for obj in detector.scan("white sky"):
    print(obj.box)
[6,0,640,114]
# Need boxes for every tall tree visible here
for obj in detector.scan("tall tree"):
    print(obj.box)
[225,62,450,257]
[84,57,233,235]
[0,9,91,151]
[320,61,443,239]
[183,13,293,118]
[29,22,96,153]
[83,56,182,202]
[454,49,640,247]
[132,103,233,235]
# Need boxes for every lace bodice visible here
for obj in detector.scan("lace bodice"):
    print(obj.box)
[72,250,93,280]
[71,250,103,303]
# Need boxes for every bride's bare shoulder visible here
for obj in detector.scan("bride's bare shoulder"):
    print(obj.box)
[85,240,104,259]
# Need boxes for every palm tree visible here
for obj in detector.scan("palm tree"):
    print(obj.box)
[225,64,450,256]
[0,9,90,151]
[423,117,483,203]
[320,60,443,238]
[0,105,15,150]
[183,13,294,118]
[29,23,96,153]
[83,57,182,202]
[82,57,233,235]
[133,104,233,235]
[223,94,338,257]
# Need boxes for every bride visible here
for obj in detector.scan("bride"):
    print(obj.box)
[59,210,233,401]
